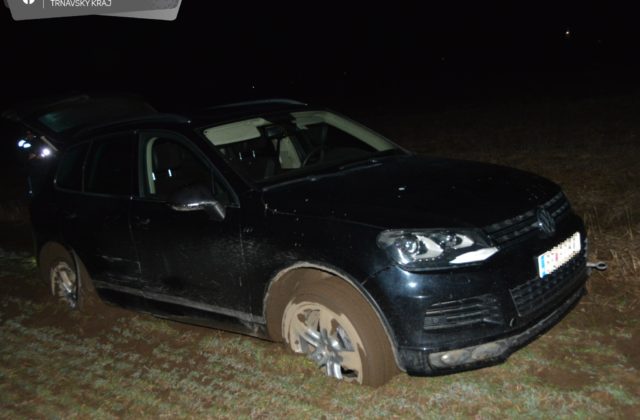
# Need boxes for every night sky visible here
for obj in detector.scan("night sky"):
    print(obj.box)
[3,2,640,112]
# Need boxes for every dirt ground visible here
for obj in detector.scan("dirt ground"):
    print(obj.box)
[1,95,639,418]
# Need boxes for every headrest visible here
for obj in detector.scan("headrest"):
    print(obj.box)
[153,140,185,171]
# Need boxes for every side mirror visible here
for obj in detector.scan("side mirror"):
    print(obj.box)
[168,184,226,221]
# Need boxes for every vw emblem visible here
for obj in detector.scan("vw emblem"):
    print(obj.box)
[536,208,556,236]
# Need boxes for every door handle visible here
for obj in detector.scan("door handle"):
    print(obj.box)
[62,209,77,220]
[133,217,151,228]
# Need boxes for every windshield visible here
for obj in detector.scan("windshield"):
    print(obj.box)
[202,110,401,183]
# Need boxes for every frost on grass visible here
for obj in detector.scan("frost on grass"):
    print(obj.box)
[0,248,36,277]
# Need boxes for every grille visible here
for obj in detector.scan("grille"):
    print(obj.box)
[484,192,571,247]
[510,250,586,318]
[423,294,504,332]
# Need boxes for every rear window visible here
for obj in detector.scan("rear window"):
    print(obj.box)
[38,97,155,134]
[85,134,134,196]
[55,143,89,191]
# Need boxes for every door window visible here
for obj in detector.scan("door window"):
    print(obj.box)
[55,142,89,191]
[85,134,134,196]
[142,135,229,204]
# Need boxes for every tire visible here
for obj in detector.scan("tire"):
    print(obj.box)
[281,276,398,386]
[38,242,99,312]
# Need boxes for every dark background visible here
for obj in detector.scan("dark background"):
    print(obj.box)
[2,1,640,157]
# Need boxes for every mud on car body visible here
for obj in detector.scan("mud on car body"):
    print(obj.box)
[5,94,590,386]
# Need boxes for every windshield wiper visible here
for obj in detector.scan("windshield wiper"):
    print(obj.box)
[261,150,407,191]
[337,151,406,171]
[337,158,382,171]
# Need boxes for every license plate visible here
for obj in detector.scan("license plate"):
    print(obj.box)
[537,232,581,278]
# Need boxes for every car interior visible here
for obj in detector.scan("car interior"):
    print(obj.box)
[202,112,386,182]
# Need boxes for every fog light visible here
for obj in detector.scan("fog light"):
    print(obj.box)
[470,342,503,361]
[429,349,472,368]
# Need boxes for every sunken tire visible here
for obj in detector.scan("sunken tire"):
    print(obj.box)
[38,242,99,312]
[281,276,398,386]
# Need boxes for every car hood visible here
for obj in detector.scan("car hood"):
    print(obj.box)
[261,155,561,229]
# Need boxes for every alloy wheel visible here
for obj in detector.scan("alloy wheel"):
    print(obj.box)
[283,300,365,383]
[50,261,78,309]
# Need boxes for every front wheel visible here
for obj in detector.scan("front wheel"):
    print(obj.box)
[281,277,398,386]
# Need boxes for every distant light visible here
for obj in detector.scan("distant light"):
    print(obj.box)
[168,169,173,178]
[18,139,26,147]
[22,142,32,149]
[40,147,52,158]
[565,29,571,38]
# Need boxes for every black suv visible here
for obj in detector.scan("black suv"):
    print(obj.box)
[5,94,589,386]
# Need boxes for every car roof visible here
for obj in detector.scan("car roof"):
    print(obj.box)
[71,98,311,143]
[4,94,311,148]
[3,93,158,147]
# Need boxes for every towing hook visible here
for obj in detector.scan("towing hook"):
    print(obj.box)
[587,261,608,271]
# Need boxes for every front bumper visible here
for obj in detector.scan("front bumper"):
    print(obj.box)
[364,212,589,375]
[399,282,586,375]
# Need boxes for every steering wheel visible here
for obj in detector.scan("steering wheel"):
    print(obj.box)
[302,146,325,167]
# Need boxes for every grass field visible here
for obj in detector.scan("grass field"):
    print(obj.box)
[1,94,639,418]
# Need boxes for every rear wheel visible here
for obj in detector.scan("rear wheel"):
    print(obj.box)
[39,243,98,311]
[281,277,397,386]
[49,258,78,309]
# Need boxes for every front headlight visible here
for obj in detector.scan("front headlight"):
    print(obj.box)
[376,229,498,270]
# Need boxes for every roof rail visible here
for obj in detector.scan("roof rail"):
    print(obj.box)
[206,98,307,111]
[73,113,190,138]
